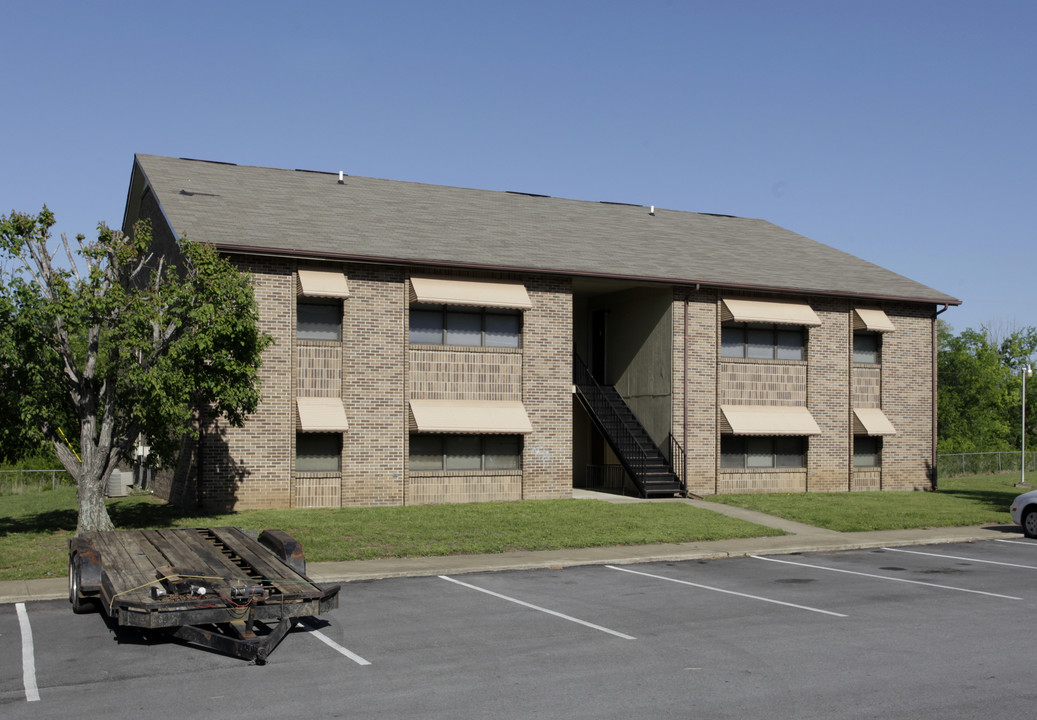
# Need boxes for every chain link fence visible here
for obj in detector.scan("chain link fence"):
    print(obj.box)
[3,456,1033,493]
[0,464,153,495]
[0,469,74,494]
[938,451,1037,478]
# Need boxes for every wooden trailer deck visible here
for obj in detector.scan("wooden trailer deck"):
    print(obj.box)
[69,527,340,663]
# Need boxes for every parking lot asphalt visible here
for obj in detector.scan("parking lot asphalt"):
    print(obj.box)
[0,489,1016,605]
[9,535,1036,719]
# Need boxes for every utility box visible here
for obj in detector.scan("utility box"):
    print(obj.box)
[106,469,131,497]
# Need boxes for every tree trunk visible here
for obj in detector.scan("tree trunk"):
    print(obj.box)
[55,438,116,536]
[74,471,115,535]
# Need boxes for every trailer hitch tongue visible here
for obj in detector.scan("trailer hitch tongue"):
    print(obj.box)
[169,616,296,665]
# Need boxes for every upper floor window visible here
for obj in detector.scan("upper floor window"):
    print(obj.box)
[298,300,342,341]
[853,332,881,364]
[409,305,522,348]
[721,323,805,360]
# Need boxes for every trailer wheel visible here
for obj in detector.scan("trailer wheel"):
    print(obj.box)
[68,553,96,614]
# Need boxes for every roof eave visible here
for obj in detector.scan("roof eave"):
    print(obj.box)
[213,243,962,307]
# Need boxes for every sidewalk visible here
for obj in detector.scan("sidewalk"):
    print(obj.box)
[0,490,1017,605]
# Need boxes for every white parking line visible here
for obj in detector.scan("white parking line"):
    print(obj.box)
[299,619,371,665]
[606,565,848,617]
[752,556,1023,600]
[15,603,40,702]
[882,546,1037,570]
[439,575,636,640]
[996,539,1036,547]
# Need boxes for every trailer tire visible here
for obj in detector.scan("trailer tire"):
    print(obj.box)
[68,553,96,614]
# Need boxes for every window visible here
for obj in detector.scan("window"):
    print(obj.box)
[853,332,880,364]
[721,323,805,360]
[298,301,342,341]
[409,434,522,471]
[409,305,521,348]
[296,433,342,472]
[721,436,806,469]
[854,436,882,467]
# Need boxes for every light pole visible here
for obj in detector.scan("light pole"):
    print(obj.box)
[1020,364,1033,488]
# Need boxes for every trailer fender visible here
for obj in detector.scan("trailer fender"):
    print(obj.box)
[69,537,102,594]
[68,536,102,613]
[258,529,306,575]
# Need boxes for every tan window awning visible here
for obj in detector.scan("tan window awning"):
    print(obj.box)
[853,308,896,333]
[298,269,350,298]
[721,298,821,326]
[409,400,533,434]
[410,277,532,310]
[853,408,897,435]
[720,405,822,436]
[297,397,349,432]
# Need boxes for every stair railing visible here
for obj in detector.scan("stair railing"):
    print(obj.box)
[668,434,687,497]
[573,355,654,496]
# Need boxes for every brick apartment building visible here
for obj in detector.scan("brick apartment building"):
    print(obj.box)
[123,154,960,510]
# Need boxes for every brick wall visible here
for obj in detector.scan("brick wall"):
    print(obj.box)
[408,473,523,504]
[341,265,407,506]
[853,366,882,408]
[674,288,719,496]
[189,262,576,510]
[719,362,808,405]
[718,470,808,493]
[402,272,572,503]
[806,298,852,492]
[409,348,522,400]
[298,344,343,396]
[879,304,936,490]
[673,291,936,495]
[201,257,295,511]
[521,276,573,500]
[175,255,934,508]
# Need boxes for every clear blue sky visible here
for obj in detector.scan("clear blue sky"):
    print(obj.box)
[3,0,1034,335]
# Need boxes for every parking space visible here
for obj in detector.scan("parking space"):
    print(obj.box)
[5,539,1037,719]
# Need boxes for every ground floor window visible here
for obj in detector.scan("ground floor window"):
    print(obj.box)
[296,433,342,472]
[721,436,806,469]
[853,436,882,467]
[410,434,522,471]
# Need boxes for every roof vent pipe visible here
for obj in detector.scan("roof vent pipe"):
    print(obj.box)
[649,205,655,215]
[338,171,344,184]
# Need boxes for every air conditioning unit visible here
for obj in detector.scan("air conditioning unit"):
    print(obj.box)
[106,469,132,497]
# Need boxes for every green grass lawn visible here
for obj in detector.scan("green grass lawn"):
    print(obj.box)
[704,473,1022,531]
[1,473,1024,582]
[0,489,783,582]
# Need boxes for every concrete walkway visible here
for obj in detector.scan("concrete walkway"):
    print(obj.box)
[1,489,1018,604]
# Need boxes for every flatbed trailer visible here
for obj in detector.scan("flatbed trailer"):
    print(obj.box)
[68,527,340,664]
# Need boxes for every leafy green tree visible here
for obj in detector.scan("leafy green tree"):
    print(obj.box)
[0,208,271,534]
[938,321,1037,454]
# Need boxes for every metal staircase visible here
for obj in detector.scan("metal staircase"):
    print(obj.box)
[573,355,686,498]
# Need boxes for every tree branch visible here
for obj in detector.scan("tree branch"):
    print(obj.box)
[61,232,82,284]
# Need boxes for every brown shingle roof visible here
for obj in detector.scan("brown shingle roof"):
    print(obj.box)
[126,154,960,305]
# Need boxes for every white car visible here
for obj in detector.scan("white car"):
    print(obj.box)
[1010,489,1037,538]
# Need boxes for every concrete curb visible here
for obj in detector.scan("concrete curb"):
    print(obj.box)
[304,525,1013,583]
[3,524,1015,605]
